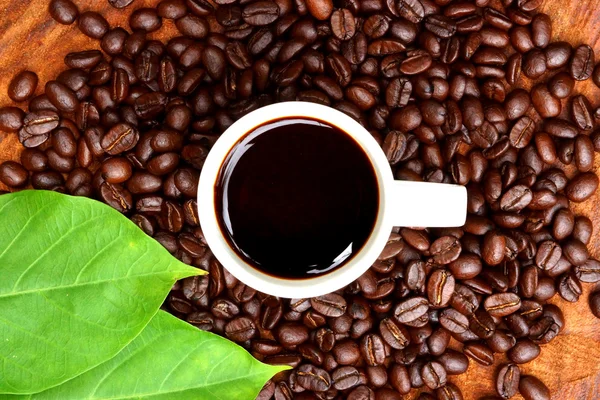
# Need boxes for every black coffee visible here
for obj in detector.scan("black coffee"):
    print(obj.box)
[215,117,379,279]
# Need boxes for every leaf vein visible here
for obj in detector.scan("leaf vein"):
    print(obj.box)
[10,215,109,292]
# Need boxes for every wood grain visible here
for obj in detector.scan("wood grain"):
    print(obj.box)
[1,1,600,399]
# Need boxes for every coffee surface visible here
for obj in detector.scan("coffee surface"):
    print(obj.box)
[216,117,379,279]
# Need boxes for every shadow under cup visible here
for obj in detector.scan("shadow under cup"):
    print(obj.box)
[214,116,380,280]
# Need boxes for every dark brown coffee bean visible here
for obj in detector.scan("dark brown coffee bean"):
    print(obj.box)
[522,49,546,79]
[225,317,257,342]
[565,172,599,202]
[510,26,534,54]
[99,182,132,213]
[100,28,128,56]
[519,375,550,400]
[420,361,446,390]
[0,161,28,188]
[45,81,78,113]
[530,13,551,48]
[395,0,425,24]
[0,106,24,133]
[242,1,280,25]
[332,339,361,365]
[487,330,517,353]
[496,363,520,399]
[439,308,468,333]
[332,366,360,391]
[157,0,187,19]
[529,84,560,118]
[20,148,48,172]
[78,11,109,39]
[394,297,429,324]
[101,123,139,155]
[435,383,463,400]
[570,44,595,81]
[430,236,461,265]
[109,0,134,8]
[484,293,521,317]
[329,9,355,41]
[379,318,410,349]
[426,327,450,356]
[468,309,495,339]
[8,71,38,102]
[49,0,78,24]
[544,41,572,69]
[463,342,494,366]
[504,89,530,121]
[571,94,594,131]
[427,269,454,307]
[295,364,331,392]
[589,291,600,319]
[360,333,385,366]
[23,110,60,139]
[507,339,540,364]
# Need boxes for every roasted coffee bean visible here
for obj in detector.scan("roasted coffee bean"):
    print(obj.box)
[519,376,550,400]
[435,383,463,400]
[130,8,162,32]
[0,107,24,132]
[487,330,517,353]
[566,172,599,202]
[427,269,455,307]
[45,81,78,113]
[310,293,347,317]
[571,44,595,81]
[430,236,462,264]
[101,123,140,155]
[109,0,134,8]
[225,317,257,342]
[427,327,450,356]
[20,148,48,172]
[8,71,38,102]
[360,333,385,366]
[49,0,78,25]
[530,84,560,118]
[436,349,469,376]
[468,310,496,339]
[243,1,280,26]
[295,364,331,391]
[484,293,521,317]
[394,297,429,323]
[522,49,546,79]
[507,339,540,364]
[379,318,410,349]
[0,161,28,188]
[571,95,594,131]
[332,339,361,365]
[420,361,447,390]
[463,342,494,366]
[575,258,600,283]
[439,308,469,333]
[496,363,520,399]
[78,11,109,39]
[451,284,479,315]
[99,182,132,213]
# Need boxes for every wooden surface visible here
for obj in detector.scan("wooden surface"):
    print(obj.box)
[1,1,600,399]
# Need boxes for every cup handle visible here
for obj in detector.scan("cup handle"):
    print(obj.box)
[387,180,467,228]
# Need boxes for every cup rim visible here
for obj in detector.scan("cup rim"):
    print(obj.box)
[198,102,394,298]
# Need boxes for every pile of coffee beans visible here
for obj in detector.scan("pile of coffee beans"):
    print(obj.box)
[2,0,600,398]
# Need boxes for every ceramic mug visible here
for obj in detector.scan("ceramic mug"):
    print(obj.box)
[198,102,467,298]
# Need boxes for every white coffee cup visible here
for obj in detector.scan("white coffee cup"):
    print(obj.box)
[198,102,467,298]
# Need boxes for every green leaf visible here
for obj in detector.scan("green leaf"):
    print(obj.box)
[0,191,203,395]
[5,311,287,400]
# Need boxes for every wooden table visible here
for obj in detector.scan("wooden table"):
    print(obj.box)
[1,1,600,398]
